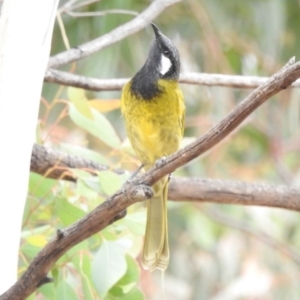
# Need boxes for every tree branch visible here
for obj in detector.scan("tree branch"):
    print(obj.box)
[31,144,300,212]
[170,177,300,212]
[31,144,123,182]
[44,68,300,91]
[2,59,300,300]
[48,0,182,68]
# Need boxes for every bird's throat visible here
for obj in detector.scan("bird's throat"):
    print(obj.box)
[130,67,162,101]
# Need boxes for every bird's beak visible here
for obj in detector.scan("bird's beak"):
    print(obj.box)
[151,23,161,39]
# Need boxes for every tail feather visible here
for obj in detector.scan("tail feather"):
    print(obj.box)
[142,177,169,271]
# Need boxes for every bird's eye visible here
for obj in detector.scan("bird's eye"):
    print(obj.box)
[163,49,170,56]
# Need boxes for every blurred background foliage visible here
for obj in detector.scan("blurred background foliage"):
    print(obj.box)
[22,0,300,299]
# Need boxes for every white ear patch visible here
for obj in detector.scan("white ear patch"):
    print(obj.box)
[160,54,172,75]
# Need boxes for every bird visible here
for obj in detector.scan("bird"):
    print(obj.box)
[121,23,185,271]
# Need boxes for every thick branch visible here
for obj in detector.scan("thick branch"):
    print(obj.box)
[2,59,300,300]
[48,0,182,68]
[169,177,300,212]
[44,68,300,91]
[31,144,122,181]
[31,144,300,212]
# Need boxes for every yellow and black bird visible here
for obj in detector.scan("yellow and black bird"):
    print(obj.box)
[121,24,185,271]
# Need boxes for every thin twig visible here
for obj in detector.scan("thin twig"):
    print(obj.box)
[48,0,182,68]
[56,12,71,50]
[44,68,300,91]
[66,9,138,18]
[58,0,102,15]
[58,0,79,14]
[60,0,99,13]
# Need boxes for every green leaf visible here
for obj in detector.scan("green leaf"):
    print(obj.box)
[54,197,86,226]
[71,249,95,300]
[118,287,144,300]
[108,287,144,300]
[68,87,93,119]
[108,254,140,298]
[123,212,146,236]
[38,282,56,299]
[76,176,101,199]
[26,294,36,300]
[51,266,60,283]
[69,103,121,149]
[117,255,140,286]
[59,143,108,165]
[28,172,57,199]
[57,281,78,300]
[68,240,90,258]
[92,240,127,298]
[21,224,52,238]
[98,171,128,196]
[21,243,41,259]
[80,254,95,300]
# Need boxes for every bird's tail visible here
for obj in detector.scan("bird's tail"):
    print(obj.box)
[142,176,169,271]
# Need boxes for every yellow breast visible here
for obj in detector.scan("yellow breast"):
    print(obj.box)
[121,79,185,166]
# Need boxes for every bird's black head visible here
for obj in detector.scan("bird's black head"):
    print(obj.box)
[130,24,181,100]
[147,23,180,80]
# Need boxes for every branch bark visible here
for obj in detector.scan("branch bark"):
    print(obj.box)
[31,144,300,212]
[169,177,300,212]
[30,144,119,182]
[44,68,300,91]
[2,59,300,300]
